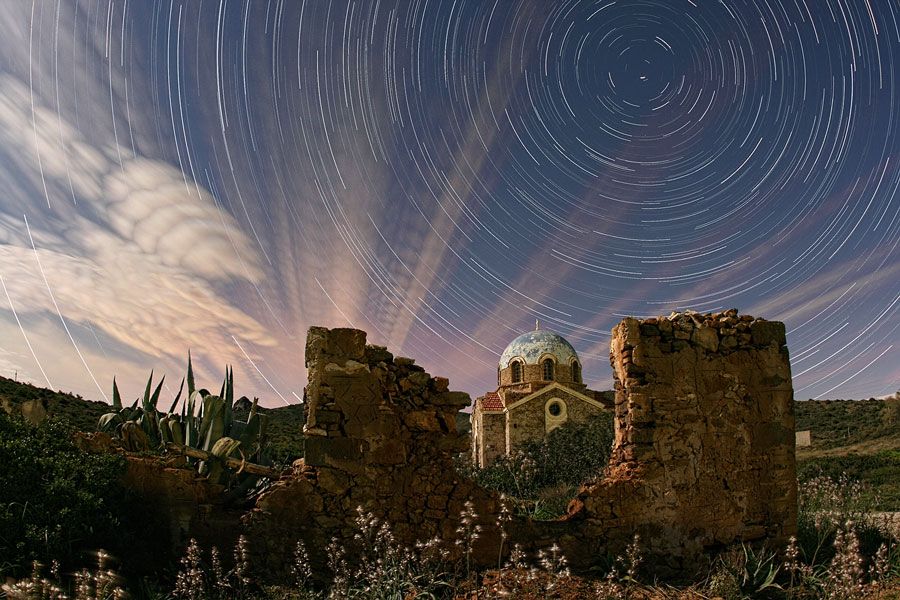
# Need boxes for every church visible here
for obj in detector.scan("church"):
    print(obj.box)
[470,323,612,467]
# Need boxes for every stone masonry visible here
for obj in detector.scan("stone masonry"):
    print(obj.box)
[562,309,797,572]
[240,311,796,579]
[243,327,500,577]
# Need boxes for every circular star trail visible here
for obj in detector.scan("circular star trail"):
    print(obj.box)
[0,0,897,403]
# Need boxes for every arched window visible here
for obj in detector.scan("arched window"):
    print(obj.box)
[511,360,523,383]
[542,358,555,381]
[497,366,501,385]
[571,360,582,384]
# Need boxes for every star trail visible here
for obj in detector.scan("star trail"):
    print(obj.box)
[0,0,897,405]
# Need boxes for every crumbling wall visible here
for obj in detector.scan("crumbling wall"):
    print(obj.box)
[244,328,499,577]
[564,310,797,572]
[245,312,796,578]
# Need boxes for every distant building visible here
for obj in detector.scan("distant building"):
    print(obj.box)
[470,323,611,467]
[795,430,812,447]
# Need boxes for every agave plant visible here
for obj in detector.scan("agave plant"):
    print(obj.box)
[98,353,271,485]
[97,370,176,451]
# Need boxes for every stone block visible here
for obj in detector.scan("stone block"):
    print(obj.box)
[365,344,393,364]
[433,390,471,408]
[306,327,367,366]
[750,320,786,347]
[404,410,442,432]
[368,438,407,465]
[317,468,351,495]
[303,437,365,467]
[621,317,642,347]
[692,326,719,352]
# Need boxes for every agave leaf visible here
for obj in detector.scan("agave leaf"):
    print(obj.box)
[258,413,269,448]
[98,412,123,432]
[206,437,242,484]
[238,414,261,452]
[222,367,233,433]
[185,389,202,446]
[149,375,165,411]
[198,396,225,451]
[142,370,154,411]
[130,397,140,410]
[170,419,184,446]
[168,377,185,414]
[120,421,151,452]
[158,417,172,444]
[187,350,195,396]
[210,436,241,458]
[112,377,123,410]
[139,410,160,447]
[230,420,247,439]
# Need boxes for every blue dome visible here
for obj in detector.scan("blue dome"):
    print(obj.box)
[499,329,579,368]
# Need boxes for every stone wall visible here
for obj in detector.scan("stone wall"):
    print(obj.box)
[563,310,797,573]
[243,327,500,578]
[472,409,505,467]
[237,313,794,579]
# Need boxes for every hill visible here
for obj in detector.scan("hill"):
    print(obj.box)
[0,376,109,432]
[2,374,897,506]
[795,396,900,510]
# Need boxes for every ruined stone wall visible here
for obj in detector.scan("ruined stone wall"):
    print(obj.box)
[243,312,796,579]
[564,310,797,573]
[243,328,499,577]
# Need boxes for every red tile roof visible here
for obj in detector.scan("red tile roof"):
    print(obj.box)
[480,391,504,412]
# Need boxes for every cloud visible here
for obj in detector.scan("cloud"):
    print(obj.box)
[0,62,277,401]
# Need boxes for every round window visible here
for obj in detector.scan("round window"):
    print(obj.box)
[548,401,562,416]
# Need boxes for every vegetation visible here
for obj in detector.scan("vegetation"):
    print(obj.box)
[4,475,898,598]
[796,395,900,511]
[0,375,108,432]
[0,413,130,578]
[795,396,900,451]
[459,413,615,519]
[95,357,278,496]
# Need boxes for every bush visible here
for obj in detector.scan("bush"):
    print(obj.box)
[464,413,614,517]
[796,474,890,568]
[0,412,130,577]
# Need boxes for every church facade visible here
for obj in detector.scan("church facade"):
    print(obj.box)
[470,324,611,467]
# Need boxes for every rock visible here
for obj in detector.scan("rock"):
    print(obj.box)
[692,326,719,352]
[720,335,738,350]
[365,344,393,364]
[404,410,442,431]
[303,437,365,467]
[750,320,786,346]
[317,468,351,495]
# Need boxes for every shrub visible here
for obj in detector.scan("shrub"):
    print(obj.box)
[796,474,886,565]
[0,412,129,578]
[463,413,614,517]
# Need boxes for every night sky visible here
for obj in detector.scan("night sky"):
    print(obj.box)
[0,0,897,407]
